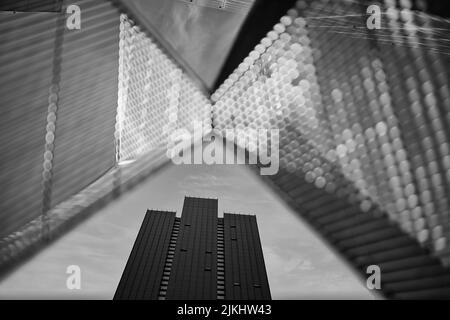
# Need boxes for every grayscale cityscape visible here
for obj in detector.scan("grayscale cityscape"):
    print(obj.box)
[1,0,450,314]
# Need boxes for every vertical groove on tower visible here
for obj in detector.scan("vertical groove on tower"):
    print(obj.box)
[217,218,225,299]
[157,217,181,300]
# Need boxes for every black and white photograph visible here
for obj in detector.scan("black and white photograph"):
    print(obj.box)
[1,0,450,315]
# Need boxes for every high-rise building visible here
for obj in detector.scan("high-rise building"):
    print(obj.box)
[114,197,271,300]
[3,0,450,300]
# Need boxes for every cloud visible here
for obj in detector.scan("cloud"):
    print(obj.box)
[169,2,203,56]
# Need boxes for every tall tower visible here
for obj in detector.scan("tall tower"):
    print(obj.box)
[114,197,271,300]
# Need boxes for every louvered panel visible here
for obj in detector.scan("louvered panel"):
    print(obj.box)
[50,0,120,207]
[0,11,57,238]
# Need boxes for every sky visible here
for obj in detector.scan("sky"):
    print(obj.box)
[0,162,378,300]
[123,0,251,89]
